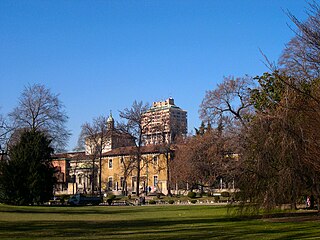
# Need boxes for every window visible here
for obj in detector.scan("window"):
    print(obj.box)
[153,155,158,165]
[78,175,82,184]
[120,177,125,188]
[153,175,158,187]
[108,177,113,189]
[108,159,113,169]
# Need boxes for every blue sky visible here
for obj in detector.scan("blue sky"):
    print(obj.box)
[0,0,309,151]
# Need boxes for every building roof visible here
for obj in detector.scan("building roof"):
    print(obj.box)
[103,145,162,157]
[52,144,171,160]
[145,98,186,113]
[52,151,87,160]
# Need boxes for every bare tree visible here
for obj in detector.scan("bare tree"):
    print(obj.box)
[280,2,320,82]
[200,75,255,129]
[113,146,144,196]
[9,84,70,152]
[0,111,13,156]
[156,116,186,196]
[119,101,150,196]
[79,116,109,196]
[172,126,240,194]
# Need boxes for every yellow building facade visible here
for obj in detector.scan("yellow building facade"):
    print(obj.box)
[101,146,169,195]
[52,98,186,196]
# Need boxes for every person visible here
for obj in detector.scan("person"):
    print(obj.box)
[306,196,310,209]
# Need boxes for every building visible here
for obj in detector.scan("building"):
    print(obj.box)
[52,99,187,196]
[53,146,170,196]
[85,113,135,155]
[101,145,169,195]
[142,98,187,145]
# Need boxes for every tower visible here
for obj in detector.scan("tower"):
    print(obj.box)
[141,98,187,145]
[107,111,114,130]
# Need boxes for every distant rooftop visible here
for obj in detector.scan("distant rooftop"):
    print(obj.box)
[147,98,186,112]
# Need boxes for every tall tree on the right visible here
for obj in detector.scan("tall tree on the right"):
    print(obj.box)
[279,2,320,82]
[238,3,320,210]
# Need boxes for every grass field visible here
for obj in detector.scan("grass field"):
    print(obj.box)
[0,204,320,240]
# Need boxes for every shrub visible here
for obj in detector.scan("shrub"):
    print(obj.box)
[187,192,196,198]
[149,200,156,204]
[106,198,113,205]
[128,195,131,200]
[108,194,116,200]
[106,194,116,205]
[214,196,220,202]
[234,192,241,201]
[190,199,197,204]
[168,200,174,204]
[221,191,230,198]
[196,192,203,198]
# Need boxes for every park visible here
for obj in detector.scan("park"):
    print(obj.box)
[1,2,320,239]
[0,204,320,239]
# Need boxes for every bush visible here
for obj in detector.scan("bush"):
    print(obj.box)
[168,200,174,204]
[196,192,203,198]
[128,195,131,200]
[214,196,220,202]
[149,200,156,204]
[190,199,197,204]
[187,192,196,198]
[106,198,113,205]
[234,192,241,201]
[108,194,116,200]
[106,194,116,205]
[221,191,230,198]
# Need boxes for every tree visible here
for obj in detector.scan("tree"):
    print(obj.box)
[279,2,320,82]
[119,101,150,196]
[0,130,56,205]
[237,3,320,210]
[236,66,320,210]
[172,123,240,193]
[79,116,109,196]
[200,75,255,129]
[156,116,186,196]
[118,148,138,196]
[250,72,286,112]
[9,84,70,152]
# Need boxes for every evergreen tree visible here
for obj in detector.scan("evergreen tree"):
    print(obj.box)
[0,130,55,205]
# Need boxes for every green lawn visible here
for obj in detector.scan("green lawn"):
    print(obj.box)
[0,204,319,239]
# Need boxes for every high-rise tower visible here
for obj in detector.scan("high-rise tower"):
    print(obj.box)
[141,98,187,145]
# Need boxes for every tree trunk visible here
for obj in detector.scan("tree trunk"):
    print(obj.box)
[136,158,141,196]
[166,152,172,196]
[99,155,102,198]
[91,158,95,196]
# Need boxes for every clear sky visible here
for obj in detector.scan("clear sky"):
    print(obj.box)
[0,0,309,151]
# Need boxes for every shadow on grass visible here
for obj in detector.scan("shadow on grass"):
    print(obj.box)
[0,215,320,240]
[1,205,320,239]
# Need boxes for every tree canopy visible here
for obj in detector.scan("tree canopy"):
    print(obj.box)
[9,84,70,152]
[0,130,56,205]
